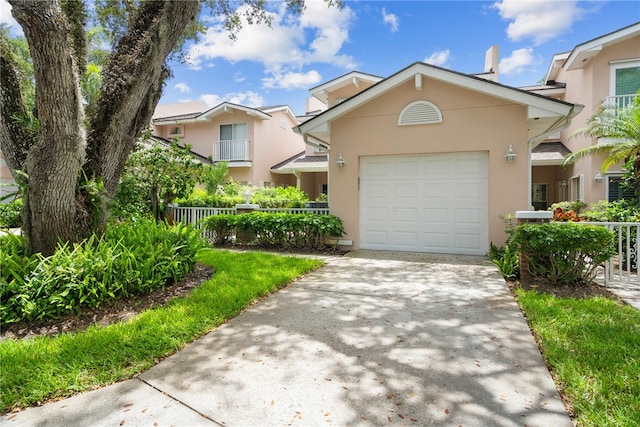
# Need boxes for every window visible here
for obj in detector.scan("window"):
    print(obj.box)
[607,174,637,202]
[531,183,548,210]
[169,126,183,136]
[611,60,640,108]
[220,123,247,141]
[569,175,583,202]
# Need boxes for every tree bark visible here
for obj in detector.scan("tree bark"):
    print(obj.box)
[86,0,201,196]
[3,0,200,256]
[9,0,86,255]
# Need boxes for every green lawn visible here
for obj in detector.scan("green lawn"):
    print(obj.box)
[514,288,640,427]
[0,249,323,413]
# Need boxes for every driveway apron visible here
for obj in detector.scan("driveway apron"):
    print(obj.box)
[2,250,571,426]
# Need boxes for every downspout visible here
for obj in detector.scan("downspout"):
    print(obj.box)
[293,171,301,188]
[526,104,584,208]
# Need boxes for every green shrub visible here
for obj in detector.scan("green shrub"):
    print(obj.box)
[0,221,205,324]
[0,199,22,228]
[511,222,616,285]
[202,213,344,250]
[584,199,640,222]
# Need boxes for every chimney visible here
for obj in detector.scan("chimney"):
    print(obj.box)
[484,46,499,82]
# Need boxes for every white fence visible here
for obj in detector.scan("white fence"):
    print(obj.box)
[169,205,330,240]
[581,222,639,286]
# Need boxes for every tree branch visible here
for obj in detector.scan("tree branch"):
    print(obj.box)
[0,35,32,174]
[86,0,201,195]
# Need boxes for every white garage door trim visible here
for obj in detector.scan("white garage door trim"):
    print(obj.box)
[359,152,489,255]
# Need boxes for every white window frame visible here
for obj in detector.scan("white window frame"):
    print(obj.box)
[609,59,640,96]
[219,122,247,141]
[569,174,584,202]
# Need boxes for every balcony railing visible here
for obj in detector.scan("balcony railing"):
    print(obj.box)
[603,94,637,109]
[212,139,250,162]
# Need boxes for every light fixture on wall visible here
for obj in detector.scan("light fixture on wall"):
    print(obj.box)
[595,173,603,183]
[336,153,345,168]
[505,145,517,163]
[560,180,568,188]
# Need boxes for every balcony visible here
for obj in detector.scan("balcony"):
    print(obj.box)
[212,139,250,163]
[603,94,637,109]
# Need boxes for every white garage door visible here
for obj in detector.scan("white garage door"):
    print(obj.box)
[360,152,489,255]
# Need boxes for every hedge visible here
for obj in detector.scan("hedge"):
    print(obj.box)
[201,212,344,250]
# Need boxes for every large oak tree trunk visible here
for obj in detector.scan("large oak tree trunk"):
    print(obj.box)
[10,0,86,255]
[3,0,201,256]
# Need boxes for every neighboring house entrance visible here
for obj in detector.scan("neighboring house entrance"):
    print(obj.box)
[359,152,489,255]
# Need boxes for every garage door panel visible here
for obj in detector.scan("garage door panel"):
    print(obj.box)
[395,232,418,247]
[365,207,389,222]
[365,183,389,199]
[455,233,483,252]
[424,207,449,224]
[364,230,389,247]
[423,182,451,199]
[394,159,420,177]
[394,207,418,222]
[455,208,482,225]
[421,232,449,251]
[362,159,391,178]
[360,153,488,255]
[394,182,419,199]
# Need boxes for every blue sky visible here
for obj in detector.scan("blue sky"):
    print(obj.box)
[2,1,638,115]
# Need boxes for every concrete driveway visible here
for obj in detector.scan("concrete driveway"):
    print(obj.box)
[2,251,571,426]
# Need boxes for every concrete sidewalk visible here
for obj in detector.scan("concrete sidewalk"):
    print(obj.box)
[2,251,571,426]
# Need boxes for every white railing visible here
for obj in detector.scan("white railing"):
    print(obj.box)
[603,94,637,109]
[212,139,250,162]
[169,205,330,239]
[580,222,639,286]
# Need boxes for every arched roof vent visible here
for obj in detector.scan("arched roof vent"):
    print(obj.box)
[398,100,443,126]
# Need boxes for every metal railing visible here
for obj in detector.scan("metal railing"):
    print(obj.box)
[603,94,637,109]
[581,222,639,286]
[212,139,250,161]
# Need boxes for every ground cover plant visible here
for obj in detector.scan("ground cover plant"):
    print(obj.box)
[0,220,203,324]
[0,250,323,413]
[514,289,640,426]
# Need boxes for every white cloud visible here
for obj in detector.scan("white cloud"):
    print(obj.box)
[0,0,22,36]
[200,91,266,108]
[382,8,399,33]
[499,48,534,76]
[262,69,322,90]
[424,50,451,68]
[186,2,356,73]
[174,82,191,94]
[492,0,584,45]
[234,72,246,83]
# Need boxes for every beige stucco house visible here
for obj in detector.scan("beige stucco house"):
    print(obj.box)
[152,101,304,190]
[295,62,582,255]
[527,22,640,207]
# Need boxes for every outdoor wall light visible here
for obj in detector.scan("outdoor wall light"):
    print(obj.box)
[595,173,603,183]
[336,153,345,168]
[505,145,517,163]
